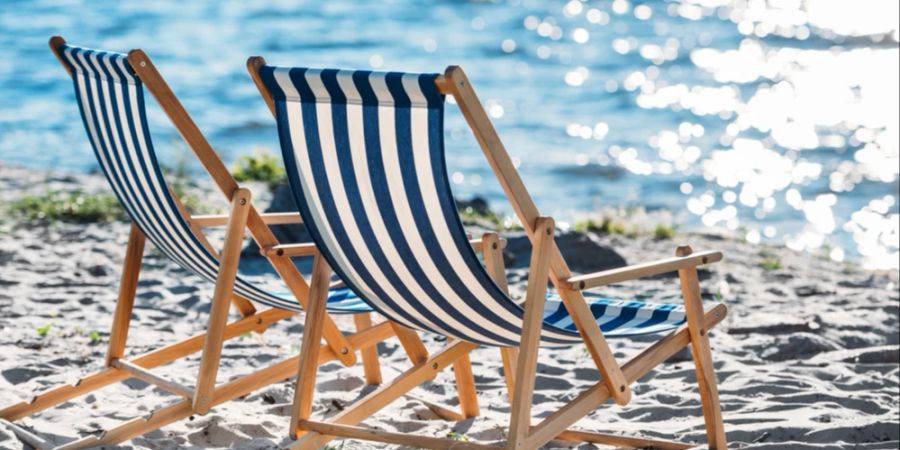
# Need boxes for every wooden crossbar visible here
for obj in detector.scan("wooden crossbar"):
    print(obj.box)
[299,421,504,450]
[191,212,303,227]
[0,306,292,422]
[18,322,393,450]
[261,239,499,258]
[260,242,319,257]
[110,359,195,400]
[0,419,52,450]
[554,428,693,450]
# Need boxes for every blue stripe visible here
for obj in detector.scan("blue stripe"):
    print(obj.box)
[386,74,525,345]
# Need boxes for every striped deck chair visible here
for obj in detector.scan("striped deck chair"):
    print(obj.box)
[248,59,730,450]
[0,37,394,450]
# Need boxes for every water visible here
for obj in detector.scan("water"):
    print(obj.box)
[1,0,897,270]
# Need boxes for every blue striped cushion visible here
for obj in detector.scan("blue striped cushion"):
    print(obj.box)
[259,65,686,347]
[58,44,369,315]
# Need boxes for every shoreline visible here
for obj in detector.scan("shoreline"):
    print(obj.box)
[0,164,898,449]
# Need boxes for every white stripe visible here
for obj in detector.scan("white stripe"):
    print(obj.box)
[401,77,576,343]
[374,81,517,346]
[607,305,657,333]
[274,70,409,324]
[305,69,439,331]
[333,73,457,337]
[304,69,330,102]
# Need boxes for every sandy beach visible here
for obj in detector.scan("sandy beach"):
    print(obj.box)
[0,164,897,449]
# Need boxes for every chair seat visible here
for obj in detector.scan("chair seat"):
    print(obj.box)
[269,284,686,337]
[542,295,686,338]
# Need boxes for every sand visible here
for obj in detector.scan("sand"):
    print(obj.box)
[0,165,897,449]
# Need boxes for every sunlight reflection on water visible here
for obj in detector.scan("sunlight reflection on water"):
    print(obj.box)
[0,0,897,269]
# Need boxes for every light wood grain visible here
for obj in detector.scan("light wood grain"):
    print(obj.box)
[354,313,383,385]
[105,223,145,366]
[555,428,693,450]
[390,323,429,366]
[508,217,555,448]
[290,255,332,439]
[259,242,318,258]
[111,359,195,400]
[451,353,480,418]
[679,260,727,449]
[481,232,518,397]
[193,188,251,414]
[298,421,504,450]
[566,251,723,290]
[48,322,391,450]
[192,212,302,227]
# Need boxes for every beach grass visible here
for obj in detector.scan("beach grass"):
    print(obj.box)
[7,190,124,224]
[231,150,286,188]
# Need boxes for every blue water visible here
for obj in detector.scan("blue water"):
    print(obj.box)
[1,0,897,269]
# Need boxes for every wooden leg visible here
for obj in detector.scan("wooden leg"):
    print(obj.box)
[290,255,331,439]
[482,233,518,401]
[390,322,429,365]
[499,347,518,396]
[354,313,382,385]
[193,188,251,414]
[292,339,478,450]
[508,217,555,449]
[452,353,480,418]
[677,247,727,449]
[481,232,509,294]
[105,222,146,366]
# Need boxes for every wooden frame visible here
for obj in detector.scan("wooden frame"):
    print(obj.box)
[249,60,729,450]
[0,37,399,449]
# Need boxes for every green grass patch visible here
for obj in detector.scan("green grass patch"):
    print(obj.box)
[573,218,627,235]
[759,256,783,271]
[446,431,470,441]
[458,205,502,228]
[653,224,676,240]
[36,324,52,337]
[231,150,286,188]
[9,191,124,224]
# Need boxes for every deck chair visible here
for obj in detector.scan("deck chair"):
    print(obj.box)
[248,59,730,450]
[0,37,395,450]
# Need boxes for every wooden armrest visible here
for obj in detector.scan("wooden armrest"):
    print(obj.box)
[260,243,318,257]
[192,212,303,227]
[469,237,507,252]
[566,250,722,290]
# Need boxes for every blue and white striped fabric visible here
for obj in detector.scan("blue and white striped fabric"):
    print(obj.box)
[259,65,687,347]
[57,44,369,314]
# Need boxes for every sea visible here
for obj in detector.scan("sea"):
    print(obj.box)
[1,0,897,270]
